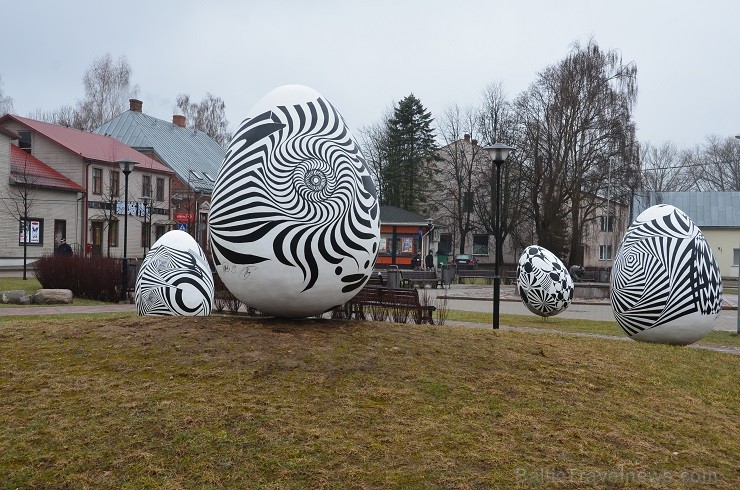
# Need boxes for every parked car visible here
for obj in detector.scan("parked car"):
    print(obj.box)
[452,254,478,270]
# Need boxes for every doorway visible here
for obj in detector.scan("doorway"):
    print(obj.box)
[92,222,103,256]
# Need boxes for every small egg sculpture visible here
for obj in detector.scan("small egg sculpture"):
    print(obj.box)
[517,245,574,317]
[611,204,722,345]
[135,230,214,316]
[208,85,380,318]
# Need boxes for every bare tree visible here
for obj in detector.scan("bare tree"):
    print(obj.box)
[30,54,138,130]
[513,39,639,265]
[432,104,484,254]
[2,152,38,279]
[28,105,77,127]
[0,74,13,114]
[640,141,695,192]
[75,54,139,131]
[358,115,391,205]
[176,93,232,147]
[686,135,740,191]
[477,82,530,263]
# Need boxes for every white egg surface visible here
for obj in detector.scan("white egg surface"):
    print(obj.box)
[517,245,574,317]
[208,85,380,318]
[611,204,722,345]
[135,230,214,316]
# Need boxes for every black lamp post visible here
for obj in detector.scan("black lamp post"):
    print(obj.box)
[483,143,514,329]
[117,159,138,300]
[141,195,151,255]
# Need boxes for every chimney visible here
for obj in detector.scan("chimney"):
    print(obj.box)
[173,115,186,128]
[463,133,470,142]
[129,99,143,112]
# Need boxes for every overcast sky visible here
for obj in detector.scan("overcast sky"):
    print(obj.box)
[3,0,739,148]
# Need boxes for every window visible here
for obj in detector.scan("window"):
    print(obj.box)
[473,234,489,255]
[92,168,103,195]
[439,233,452,255]
[18,130,32,153]
[599,245,612,261]
[142,175,152,197]
[600,215,614,232]
[108,220,119,247]
[156,177,165,201]
[734,248,740,267]
[110,171,120,197]
[19,218,44,246]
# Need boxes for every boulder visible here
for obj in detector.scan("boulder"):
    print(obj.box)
[32,289,74,305]
[2,290,30,304]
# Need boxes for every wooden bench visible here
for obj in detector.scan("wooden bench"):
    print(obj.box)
[347,286,435,324]
[456,269,496,284]
[504,270,518,285]
[401,270,442,289]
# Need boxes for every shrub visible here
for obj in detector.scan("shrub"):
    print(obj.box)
[35,254,122,301]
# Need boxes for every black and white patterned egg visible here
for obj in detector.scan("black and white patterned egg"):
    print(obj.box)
[135,230,214,316]
[208,85,380,318]
[517,245,574,317]
[611,204,722,345]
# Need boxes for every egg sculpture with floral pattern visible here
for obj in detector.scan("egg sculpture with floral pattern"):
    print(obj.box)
[516,245,574,317]
[610,204,722,345]
[135,230,214,316]
[208,85,380,318]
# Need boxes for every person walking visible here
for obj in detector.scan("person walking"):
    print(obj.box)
[56,238,73,256]
[425,251,435,270]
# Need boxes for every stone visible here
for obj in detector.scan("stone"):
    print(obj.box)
[2,289,28,304]
[32,289,73,304]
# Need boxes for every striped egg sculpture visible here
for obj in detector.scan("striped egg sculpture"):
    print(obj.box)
[611,204,722,345]
[516,245,574,317]
[208,85,380,318]
[135,230,214,316]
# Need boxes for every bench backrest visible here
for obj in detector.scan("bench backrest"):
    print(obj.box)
[351,285,420,307]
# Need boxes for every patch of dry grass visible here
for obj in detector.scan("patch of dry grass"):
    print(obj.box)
[1,316,738,488]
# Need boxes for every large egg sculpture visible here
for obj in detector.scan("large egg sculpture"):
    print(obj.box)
[135,230,214,316]
[611,204,722,345]
[517,245,574,317]
[208,85,380,318]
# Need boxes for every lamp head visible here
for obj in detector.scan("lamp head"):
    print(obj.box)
[483,142,514,163]
[117,159,138,175]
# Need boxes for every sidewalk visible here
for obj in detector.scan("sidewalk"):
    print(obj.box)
[437,283,739,310]
[0,303,136,316]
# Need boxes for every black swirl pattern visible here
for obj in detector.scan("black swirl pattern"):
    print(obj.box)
[135,241,214,316]
[209,87,379,300]
[610,205,722,340]
[516,245,574,317]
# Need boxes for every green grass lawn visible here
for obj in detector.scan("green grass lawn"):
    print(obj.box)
[0,315,738,488]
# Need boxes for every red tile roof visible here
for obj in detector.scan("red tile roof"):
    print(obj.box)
[0,115,174,175]
[9,144,85,192]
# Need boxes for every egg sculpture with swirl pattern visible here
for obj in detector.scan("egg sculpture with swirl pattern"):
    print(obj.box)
[208,85,380,318]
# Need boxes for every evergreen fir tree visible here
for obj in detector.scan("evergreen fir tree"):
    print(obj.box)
[381,94,437,213]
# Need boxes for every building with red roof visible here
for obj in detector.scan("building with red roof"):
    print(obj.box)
[0,114,175,264]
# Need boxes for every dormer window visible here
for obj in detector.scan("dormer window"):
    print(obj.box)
[18,130,32,154]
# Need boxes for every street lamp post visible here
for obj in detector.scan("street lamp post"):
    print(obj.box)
[483,143,514,329]
[735,134,740,334]
[141,195,151,255]
[117,159,138,301]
